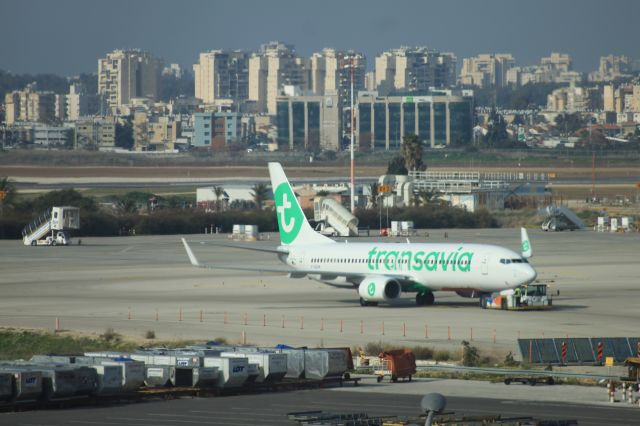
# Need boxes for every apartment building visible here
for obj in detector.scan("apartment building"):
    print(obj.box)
[459,54,515,88]
[248,42,309,115]
[375,47,457,94]
[309,48,366,102]
[193,50,249,106]
[4,84,56,124]
[98,49,162,114]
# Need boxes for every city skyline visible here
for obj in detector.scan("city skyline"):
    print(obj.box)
[2,0,639,76]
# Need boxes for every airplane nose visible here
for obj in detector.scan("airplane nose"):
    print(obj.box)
[525,265,537,283]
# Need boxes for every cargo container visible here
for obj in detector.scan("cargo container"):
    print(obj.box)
[0,366,43,402]
[223,351,288,382]
[144,366,173,388]
[202,357,249,388]
[0,373,13,402]
[304,349,348,380]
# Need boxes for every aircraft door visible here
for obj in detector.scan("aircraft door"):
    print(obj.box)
[481,255,488,275]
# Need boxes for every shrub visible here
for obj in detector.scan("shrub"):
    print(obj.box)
[461,340,480,366]
[145,330,156,339]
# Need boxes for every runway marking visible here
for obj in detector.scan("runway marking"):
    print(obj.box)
[116,246,134,255]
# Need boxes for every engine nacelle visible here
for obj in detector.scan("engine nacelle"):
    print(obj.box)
[358,277,402,302]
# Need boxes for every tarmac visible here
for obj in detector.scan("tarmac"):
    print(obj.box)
[0,228,638,355]
[1,381,639,426]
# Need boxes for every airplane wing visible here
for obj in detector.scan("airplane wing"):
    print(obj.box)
[197,240,289,254]
[182,238,413,283]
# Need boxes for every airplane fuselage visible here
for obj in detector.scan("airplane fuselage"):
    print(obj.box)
[282,242,537,293]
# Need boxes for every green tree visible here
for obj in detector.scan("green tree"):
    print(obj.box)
[213,186,225,212]
[115,122,134,150]
[116,198,138,215]
[413,189,440,207]
[0,177,17,211]
[461,340,480,366]
[386,156,408,175]
[484,109,512,148]
[400,134,426,172]
[554,113,586,136]
[368,183,379,208]
[250,183,270,210]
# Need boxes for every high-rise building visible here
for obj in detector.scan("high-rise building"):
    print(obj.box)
[546,86,598,112]
[459,54,515,88]
[506,53,581,86]
[3,83,56,124]
[375,47,457,94]
[541,52,572,73]
[66,83,89,121]
[98,49,162,114]
[309,48,366,102]
[193,50,249,107]
[248,42,310,115]
[589,55,634,82]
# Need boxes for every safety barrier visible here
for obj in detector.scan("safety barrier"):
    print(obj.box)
[519,337,640,365]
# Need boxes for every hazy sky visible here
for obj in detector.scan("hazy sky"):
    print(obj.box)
[2,0,639,76]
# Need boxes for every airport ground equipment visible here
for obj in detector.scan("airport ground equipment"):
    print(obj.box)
[375,349,416,383]
[313,197,359,237]
[221,351,288,383]
[518,337,640,365]
[0,366,43,402]
[540,205,584,231]
[22,206,80,246]
[0,373,13,402]
[482,283,552,310]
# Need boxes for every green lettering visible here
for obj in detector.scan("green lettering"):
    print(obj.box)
[367,247,377,271]
[412,251,425,271]
[384,251,398,271]
[425,251,438,272]
[376,250,386,271]
[440,252,449,271]
[458,252,473,272]
[401,251,412,272]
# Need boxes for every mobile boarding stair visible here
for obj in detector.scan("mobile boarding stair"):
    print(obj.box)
[22,206,80,246]
[540,205,584,231]
[313,198,359,237]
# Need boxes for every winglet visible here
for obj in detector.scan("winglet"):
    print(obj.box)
[182,238,200,266]
[520,228,532,259]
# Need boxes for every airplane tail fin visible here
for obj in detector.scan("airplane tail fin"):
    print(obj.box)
[268,162,334,246]
[521,227,532,258]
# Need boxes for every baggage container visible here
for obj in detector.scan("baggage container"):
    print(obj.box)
[91,365,123,395]
[192,367,218,388]
[39,367,83,400]
[172,367,212,387]
[275,348,306,379]
[227,352,287,382]
[144,366,173,388]
[202,357,248,388]
[304,349,348,380]
[98,359,144,391]
[0,367,43,402]
[0,373,13,402]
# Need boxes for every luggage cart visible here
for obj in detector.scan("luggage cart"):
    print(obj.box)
[375,350,416,383]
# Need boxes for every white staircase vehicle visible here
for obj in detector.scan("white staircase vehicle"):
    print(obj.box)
[22,206,80,246]
[313,198,359,237]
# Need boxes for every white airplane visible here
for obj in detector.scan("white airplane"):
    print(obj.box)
[182,162,537,307]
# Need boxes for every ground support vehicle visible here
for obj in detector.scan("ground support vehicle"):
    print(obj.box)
[481,283,552,311]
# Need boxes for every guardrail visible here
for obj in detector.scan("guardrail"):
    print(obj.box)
[416,364,618,380]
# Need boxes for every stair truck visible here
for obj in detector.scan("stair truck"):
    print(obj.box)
[481,282,552,310]
[22,206,80,246]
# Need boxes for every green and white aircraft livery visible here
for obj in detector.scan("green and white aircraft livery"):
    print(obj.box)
[182,162,537,307]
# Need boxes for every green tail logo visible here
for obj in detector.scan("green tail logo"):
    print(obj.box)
[274,182,304,244]
[522,240,530,253]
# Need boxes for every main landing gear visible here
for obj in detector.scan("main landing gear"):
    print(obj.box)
[415,292,435,306]
[359,297,379,307]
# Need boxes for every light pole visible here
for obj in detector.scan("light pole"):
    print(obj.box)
[349,56,355,214]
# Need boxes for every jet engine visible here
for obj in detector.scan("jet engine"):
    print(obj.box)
[358,277,402,302]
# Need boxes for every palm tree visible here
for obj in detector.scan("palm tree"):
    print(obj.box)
[251,183,269,210]
[213,186,225,212]
[368,182,379,208]
[400,134,425,172]
[414,189,440,207]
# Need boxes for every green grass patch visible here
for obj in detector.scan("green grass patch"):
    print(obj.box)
[0,328,211,361]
